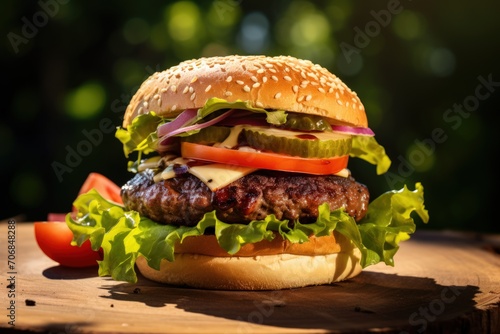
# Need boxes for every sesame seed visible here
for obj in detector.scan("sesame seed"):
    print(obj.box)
[307,72,319,80]
[251,76,258,82]
[243,85,251,92]
[205,85,212,92]
[190,76,198,83]
[305,94,312,101]
[274,92,282,99]
[190,93,196,101]
[318,87,326,93]
[236,80,244,85]
[265,64,274,68]
[252,82,260,88]
[269,68,277,73]
[346,101,350,107]
[225,91,233,96]
[298,95,305,102]
[292,85,299,93]
[182,86,189,94]
[256,102,264,108]
[328,87,334,93]
[160,88,168,93]
[189,86,194,93]
[262,76,268,83]
[271,75,278,81]
[171,104,177,110]
[284,76,292,81]
[153,94,160,100]
[143,101,149,108]
[226,76,233,82]
[171,85,177,92]
[257,69,265,74]
[336,99,343,106]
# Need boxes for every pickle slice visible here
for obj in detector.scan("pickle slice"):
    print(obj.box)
[181,126,231,145]
[243,127,351,158]
[281,113,331,131]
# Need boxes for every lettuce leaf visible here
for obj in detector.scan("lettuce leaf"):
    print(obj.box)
[66,183,428,284]
[351,136,392,175]
[196,98,287,125]
[115,112,165,158]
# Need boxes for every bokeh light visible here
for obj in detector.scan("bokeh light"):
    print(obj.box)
[64,82,106,119]
[289,12,330,47]
[238,12,270,54]
[325,0,352,32]
[428,47,456,77]
[392,10,424,40]
[165,1,202,43]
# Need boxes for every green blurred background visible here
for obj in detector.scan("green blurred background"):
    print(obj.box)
[2,0,499,233]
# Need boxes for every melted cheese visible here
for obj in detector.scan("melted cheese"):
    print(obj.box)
[334,168,350,178]
[189,163,257,191]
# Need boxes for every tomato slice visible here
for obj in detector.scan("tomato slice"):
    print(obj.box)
[181,142,348,175]
[34,221,102,267]
[78,172,122,204]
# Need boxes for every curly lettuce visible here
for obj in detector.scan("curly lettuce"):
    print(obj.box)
[67,183,428,283]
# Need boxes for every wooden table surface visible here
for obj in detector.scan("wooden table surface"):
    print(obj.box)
[1,221,499,333]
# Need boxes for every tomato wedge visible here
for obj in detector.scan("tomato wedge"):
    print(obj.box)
[34,221,102,267]
[34,173,122,267]
[78,172,123,204]
[181,142,348,175]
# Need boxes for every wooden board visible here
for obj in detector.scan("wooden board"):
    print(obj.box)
[1,221,499,333]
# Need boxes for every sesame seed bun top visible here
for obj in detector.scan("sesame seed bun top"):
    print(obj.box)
[123,55,367,128]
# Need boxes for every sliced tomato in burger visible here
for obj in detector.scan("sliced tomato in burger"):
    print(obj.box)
[180,142,349,175]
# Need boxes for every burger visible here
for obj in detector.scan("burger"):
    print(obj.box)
[67,55,428,290]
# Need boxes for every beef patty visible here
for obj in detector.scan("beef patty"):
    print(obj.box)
[121,169,369,226]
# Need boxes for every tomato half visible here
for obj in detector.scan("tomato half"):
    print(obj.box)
[181,142,349,175]
[78,172,123,204]
[34,221,102,267]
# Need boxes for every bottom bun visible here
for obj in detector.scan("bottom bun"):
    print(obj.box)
[136,234,362,290]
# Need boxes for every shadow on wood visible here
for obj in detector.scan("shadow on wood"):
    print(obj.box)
[97,271,480,333]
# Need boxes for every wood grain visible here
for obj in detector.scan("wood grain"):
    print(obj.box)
[1,222,499,333]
